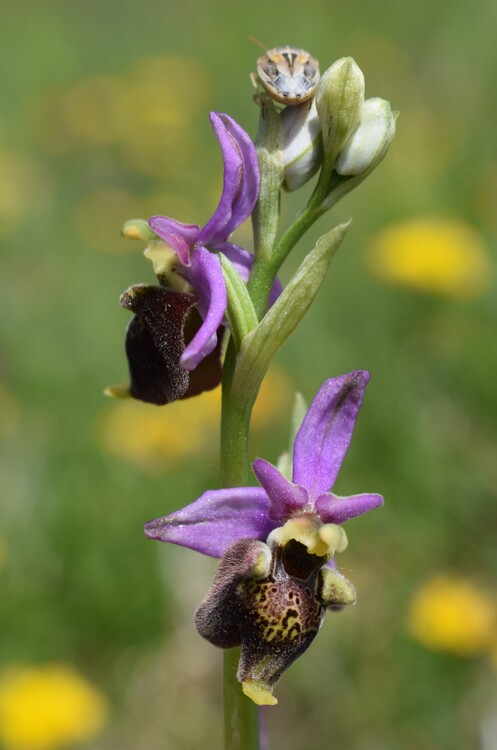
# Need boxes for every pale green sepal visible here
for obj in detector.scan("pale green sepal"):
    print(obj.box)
[251,94,285,262]
[320,118,397,213]
[276,450,292,481]
[316,57,364,166]
[121,219,158,242]
[220,254,258,352]
[104,383,131,398]
[276,392,308,480]
[289,392,307,448]
[335,98,396,177]
[230,221,351,403]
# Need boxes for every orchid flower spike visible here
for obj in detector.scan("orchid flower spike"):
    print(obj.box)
[145,371,384,704]
[118,112,260,405]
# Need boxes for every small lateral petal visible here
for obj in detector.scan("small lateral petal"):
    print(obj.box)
[144,487,274,558]
[315,491,384,524]
[292,371,370,498]
[181,246,227,370]
[252,458,309,523]
[148,216,200,266]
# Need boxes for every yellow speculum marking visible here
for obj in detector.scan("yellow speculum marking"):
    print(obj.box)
[267,514,348,558]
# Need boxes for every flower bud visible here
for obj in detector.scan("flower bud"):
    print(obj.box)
[335,97,396,176]
[316,57,364,163]
[280,100,323,191]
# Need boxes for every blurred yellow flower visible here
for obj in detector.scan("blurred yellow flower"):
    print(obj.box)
[0,664,108,750]
[97,367,291,473]
[389,109,461,178]
[407,574,496,655]
[62,75,125,146]
[366,217,491,298]
[75,189,195,254]
[0,152,52,235]
[251,366,292,430]
[74,188,138,254]
[97,388,220,474]
[36,56,211,179]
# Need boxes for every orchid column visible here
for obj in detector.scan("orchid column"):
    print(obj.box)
[111,51,395,750]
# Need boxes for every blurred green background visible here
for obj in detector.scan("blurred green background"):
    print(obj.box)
[1,0,497,748]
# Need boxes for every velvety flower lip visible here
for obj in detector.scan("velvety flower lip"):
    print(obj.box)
[144,371,383,556]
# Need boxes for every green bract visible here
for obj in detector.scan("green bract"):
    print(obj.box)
[230,221,351,405]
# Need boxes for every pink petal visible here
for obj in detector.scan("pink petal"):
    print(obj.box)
[252,458,309,522]
[315,492,384,524]
[148,216,200,266]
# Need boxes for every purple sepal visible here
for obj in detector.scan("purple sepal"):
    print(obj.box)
[198,113,260,246]
[315,492,384,524]
[292,371,370,498]
[144,487,275,558]
[252,458,309,523]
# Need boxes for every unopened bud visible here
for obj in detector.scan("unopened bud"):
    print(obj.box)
[316,57,364,163]
[280,100,323,191]
[335,97,396,176]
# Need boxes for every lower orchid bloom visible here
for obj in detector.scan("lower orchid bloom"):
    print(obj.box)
[119,112,260,405]
[145,370,384,704]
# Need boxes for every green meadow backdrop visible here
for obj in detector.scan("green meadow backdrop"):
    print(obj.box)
[1,1,496,748]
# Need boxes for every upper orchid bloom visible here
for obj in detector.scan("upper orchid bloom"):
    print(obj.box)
[120,112,260,405]
[145,371,383,704]
[148,112,260,372]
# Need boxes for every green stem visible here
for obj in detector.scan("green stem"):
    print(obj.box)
[248,203,323,318]
[220,340,260,750]
[223,649,260,750]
